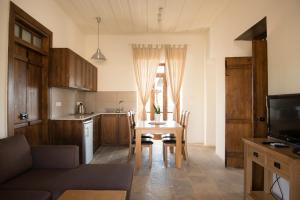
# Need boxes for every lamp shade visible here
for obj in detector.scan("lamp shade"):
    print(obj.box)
[91,48,106,60]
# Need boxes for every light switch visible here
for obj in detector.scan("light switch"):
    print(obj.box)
[55,102,62,107]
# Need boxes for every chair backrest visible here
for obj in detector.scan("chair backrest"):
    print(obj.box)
[182,111,190,141]
[127,111,134,146]
[179,111,186,126]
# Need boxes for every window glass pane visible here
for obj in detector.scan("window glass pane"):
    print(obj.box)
[14,24,20,37]
[22,29,31,43]
[33,36,42,48]
[157,65,165,73]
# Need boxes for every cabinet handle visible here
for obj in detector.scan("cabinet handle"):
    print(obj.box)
[253,152,259,157]
[274,162,281,169]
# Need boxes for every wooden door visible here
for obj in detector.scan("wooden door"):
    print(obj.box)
[253,40,268,137]
[101,115,118,145]
[225,57,253,168]
[118,114,130,145]
[8,3,52,144]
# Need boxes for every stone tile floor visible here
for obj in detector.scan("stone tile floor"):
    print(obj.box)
[92,141,243,200]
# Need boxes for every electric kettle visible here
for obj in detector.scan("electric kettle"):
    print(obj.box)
[77,103,85,114]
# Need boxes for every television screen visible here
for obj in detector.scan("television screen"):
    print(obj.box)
[267,94,300,145]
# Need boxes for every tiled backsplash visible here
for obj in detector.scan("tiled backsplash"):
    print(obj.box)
[84,91,137,113]
[49,88,84,119]
[50,88,137,118]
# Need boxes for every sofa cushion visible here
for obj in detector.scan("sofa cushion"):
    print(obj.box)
[0,164,134,200]
[0,190,51,200]
[0,135,32,184]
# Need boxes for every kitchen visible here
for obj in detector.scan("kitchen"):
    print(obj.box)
[48,48,137,164]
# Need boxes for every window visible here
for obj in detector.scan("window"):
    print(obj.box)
[14,23,43,49]
[145,64,175,120]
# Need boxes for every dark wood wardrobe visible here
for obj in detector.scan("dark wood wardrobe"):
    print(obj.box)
[225,18,268,168]
[7,3,52,145]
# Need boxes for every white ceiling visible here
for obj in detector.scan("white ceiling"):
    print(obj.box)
[55,0,230,34]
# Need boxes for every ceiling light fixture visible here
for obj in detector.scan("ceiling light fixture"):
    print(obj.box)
[91,17,106,61]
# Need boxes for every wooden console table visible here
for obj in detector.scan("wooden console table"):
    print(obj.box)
[243,138,300,200]
[58,190,126,200]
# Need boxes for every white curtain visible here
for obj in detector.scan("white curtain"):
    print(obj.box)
[165,45,187,122]
[132,44,161,120]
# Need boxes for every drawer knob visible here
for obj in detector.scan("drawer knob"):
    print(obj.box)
[274,162,281,169]
[253,152,259,157]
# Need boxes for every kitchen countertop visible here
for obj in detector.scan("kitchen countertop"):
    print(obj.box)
[51,112,127,121]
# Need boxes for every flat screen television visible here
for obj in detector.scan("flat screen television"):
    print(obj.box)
[267,94,300,146]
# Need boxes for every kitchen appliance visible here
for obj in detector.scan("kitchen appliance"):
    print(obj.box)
[82,119,93,164]
[77,102,86,114]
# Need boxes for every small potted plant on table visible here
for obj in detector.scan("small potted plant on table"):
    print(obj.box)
[153,104,161,122]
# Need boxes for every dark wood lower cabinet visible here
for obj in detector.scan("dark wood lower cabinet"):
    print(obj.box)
[93,116,101,153]
[100,114,129,146]
[49,115,101,162]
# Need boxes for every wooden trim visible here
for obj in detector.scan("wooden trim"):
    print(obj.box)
[7,2,53,144]
[235,17,267,41]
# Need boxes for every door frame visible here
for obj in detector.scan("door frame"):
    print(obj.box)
[7,2,52,142]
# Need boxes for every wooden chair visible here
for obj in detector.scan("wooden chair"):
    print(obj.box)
[130,111,154,139]
[127,112,153,167]
[162,111,190,167]
[161,111,186,139]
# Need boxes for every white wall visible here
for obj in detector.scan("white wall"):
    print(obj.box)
[208,0,300,159]
[0,0,86,138]
[85,33,207,143]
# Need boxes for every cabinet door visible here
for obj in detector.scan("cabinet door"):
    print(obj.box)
[75,55,82,88]
[92,66,97,91]
[81,61,88,89]
[87,63,93,90]
[118,114,130,145]
[93,116,100,152]
[101,115,118,145]
[68,51,76,88]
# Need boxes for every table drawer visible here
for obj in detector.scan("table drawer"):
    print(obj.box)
[248,146,265,165]
[267,156,289,179]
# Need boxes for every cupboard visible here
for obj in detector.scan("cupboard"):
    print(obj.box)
[100,114,130,146]
[49,48,97,91]
[8,3,52,144]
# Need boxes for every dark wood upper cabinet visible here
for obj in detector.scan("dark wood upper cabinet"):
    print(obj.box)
[49,48,97,91]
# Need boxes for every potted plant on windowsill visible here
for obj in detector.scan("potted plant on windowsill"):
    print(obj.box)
[153,104,161,122]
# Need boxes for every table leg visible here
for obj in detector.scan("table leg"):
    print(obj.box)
[135,130,142,169]
[175,128,182,168]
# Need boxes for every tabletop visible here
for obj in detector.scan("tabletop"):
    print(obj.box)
[135,120,182,129]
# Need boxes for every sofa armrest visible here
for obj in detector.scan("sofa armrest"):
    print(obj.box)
[31,145,79,169]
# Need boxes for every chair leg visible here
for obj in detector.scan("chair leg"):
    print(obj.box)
[164,145,168,168]
[128,146,132,160]
[170,146,174,154]
[149,145,152,168]
[182,146,186,160]
[184,144,189,162]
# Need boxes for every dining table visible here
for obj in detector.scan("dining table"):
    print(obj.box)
[134,120,183,169]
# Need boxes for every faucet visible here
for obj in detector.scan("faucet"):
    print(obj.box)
[116,100,124,113]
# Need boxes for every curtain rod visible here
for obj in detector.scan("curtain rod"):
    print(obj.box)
[129,44,188,47]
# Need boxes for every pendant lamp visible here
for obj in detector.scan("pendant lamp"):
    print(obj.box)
[91,17,106,61]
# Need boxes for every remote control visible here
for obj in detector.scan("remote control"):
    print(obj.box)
[270,143,289,148]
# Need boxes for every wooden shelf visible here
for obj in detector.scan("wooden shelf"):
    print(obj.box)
[247,191,275,200]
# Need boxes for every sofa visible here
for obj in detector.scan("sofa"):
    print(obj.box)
[0,135,134,200]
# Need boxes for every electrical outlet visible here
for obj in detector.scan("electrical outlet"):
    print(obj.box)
[55,102,62,107]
